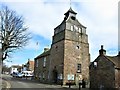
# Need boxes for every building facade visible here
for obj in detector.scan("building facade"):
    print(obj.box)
[10,65,22,75]
[34,8,90,87]
[34,48,50,82]
[26,60,34,71]
[90,45,120,88]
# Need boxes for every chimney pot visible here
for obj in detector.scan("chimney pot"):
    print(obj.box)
[44,48,49,52]
[99,45,106,55]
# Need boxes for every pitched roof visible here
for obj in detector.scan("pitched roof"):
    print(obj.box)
[64,7,77,15]
[106,55,120,69]
[92,55,120,69]
[35,50,50,59]
[11,65,21,68]
[66,17,86,28]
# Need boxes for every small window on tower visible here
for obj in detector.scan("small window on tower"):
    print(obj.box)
[76,46,79,49]
[74,25,78,31]
[71,25,73,31]
[77,64,81,73]
[79,28,81,33]
[71,16,76,20]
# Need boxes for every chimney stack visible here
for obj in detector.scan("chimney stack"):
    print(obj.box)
[44,47,49,52]
[99,45,106,55]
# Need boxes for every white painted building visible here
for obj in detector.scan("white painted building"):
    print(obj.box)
[10,65,21,75]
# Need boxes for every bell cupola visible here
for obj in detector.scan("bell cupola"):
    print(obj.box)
[64,7,77,21]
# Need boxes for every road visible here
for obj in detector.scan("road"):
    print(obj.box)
[2,74,64,89]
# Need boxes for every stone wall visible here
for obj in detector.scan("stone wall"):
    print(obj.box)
[90,55,115,88]
[50,40,64,83]
[64,39,90,86]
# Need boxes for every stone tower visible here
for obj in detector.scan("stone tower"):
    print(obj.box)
[50,7,90,87]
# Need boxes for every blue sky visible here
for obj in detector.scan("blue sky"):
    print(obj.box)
[0,0,119,67]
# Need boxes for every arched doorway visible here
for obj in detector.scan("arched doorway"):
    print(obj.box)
[53,66,58,83]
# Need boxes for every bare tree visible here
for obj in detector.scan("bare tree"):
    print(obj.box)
[0,6,30,62]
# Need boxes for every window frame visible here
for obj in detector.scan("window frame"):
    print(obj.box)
[77,63,81,73]
[43,57,46,67]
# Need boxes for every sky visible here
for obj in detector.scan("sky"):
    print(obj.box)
[0,0,119,67]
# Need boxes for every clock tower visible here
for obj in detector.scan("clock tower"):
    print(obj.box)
[50,7,90,87]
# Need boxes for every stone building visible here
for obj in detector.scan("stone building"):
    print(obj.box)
[90,45,120,88]
[34,7,90,86]
[10,65,22,75]
[34,48,50,81]
[26,60,34,71]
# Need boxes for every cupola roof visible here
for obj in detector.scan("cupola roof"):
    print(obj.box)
[64,7,77,15]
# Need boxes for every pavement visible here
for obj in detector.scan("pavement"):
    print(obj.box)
[1,77,11,89]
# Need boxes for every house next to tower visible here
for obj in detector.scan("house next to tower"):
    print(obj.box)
[34,7,90,87]
[90,45,120,88]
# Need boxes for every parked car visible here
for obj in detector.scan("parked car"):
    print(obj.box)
[12,72,18,77]
[22,71,33,77]
[16,73,23,78]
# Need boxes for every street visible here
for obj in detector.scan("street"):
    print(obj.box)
[2,74,78,89]
[2,74,63,88]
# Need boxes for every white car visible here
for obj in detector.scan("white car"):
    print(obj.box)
[12,72,18,77]
[26,73,33,77]
[16,73,23,78]
[22,71,33,77]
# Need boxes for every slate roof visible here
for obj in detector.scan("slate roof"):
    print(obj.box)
[64,7,77,15]
[35,50,50,59]
[11,65,21,68]
[91,54,120,69]
[66,17,86,28]
[106,55,120,68]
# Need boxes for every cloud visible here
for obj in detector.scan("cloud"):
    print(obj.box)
[72,1,118,60]
[1,0,118,64]
[2,1,70,40]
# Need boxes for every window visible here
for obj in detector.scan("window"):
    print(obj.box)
[74,25,78,32]
[77,64,81,73]
[36,60,38,67]
[94,62,97,67]
[43,57,46,67]
[43,72,45,79]
[76,46,80,49]
[71,25,73,31]
[71,16,76,20]
[79,28,81,33]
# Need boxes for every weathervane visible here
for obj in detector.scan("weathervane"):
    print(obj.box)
[70,0,72,8]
